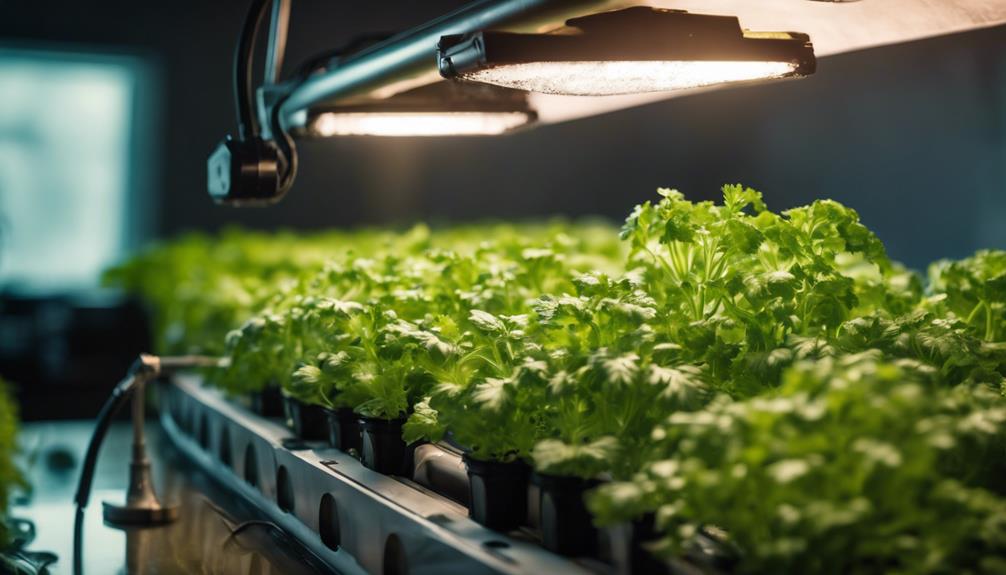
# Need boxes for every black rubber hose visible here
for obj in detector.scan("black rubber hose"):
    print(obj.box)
[72,507,84,575]
[72,375,137,511]
[72,373,138,575]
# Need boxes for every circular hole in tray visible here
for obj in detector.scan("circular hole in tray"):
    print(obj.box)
[177,397,191,434]
[185,400,196,435]
[244,444,259,487]
[319,493,341,550]
[281,438,311,451]
[171,394,183,429]
[219,426,232,467]
[383,533,408,575]
[198,413,211,450]
[277,465,295,513]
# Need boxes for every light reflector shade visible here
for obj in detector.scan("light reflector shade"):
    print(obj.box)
[462,60,799,96]
[438,7,815,96]
[310,110,534,137]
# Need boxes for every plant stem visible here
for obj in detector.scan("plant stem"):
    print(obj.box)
[965,301,984,325]
[985,301,994,342]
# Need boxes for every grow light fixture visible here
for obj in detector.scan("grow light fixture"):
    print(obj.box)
[437,7,816,96]
[296,82,536,138]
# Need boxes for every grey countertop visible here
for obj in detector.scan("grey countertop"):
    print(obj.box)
[13,419,332,575]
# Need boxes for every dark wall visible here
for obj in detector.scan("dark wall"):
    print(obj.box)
[1,1,1004,270]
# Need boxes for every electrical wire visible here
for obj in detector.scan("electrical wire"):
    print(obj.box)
[71,354,229,575]
[72,372,140,575]
[235,0,273,138]
[266,30,400,196]
[222,520,282,546]
[72,375,137,511]
[72,507,84,575]
[271,93,298,196]
[201,498,327,570]
[221,519,330,571]
[234,0,300,197]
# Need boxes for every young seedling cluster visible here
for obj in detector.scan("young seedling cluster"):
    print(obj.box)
[109,186,1006,571]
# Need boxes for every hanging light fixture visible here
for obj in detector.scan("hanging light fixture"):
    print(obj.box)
[437,7,816,96]
[292,77,536,137]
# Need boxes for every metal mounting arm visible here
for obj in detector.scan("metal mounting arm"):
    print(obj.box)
[273,0,609,127]
[210,0,610,205]
[100,355,179,526]
[264,0,291,85]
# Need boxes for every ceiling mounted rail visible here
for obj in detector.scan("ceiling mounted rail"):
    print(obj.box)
[275,0,612,125]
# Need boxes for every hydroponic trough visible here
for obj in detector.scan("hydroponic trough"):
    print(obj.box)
[159,374,604,575]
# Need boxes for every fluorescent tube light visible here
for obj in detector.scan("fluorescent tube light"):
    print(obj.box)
[296,81,536,137]
[310,110,533,137]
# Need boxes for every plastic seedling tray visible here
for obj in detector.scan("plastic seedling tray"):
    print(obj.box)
[159,375,600,575]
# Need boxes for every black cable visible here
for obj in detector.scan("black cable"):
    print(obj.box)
[199,496,235,527]
[235,0,299,197]
[72,375,137,510]
[235,0,273,138]
[267,31,399,195]
[221,519,329,570]
[72,507,84,575]
[222,520,281,546]
[72,372,137,575]
[271,92,298,195]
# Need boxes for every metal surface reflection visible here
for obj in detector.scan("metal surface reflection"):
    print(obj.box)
[17,420,331,574]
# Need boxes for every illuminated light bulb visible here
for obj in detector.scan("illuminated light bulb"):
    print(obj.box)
[461,60,799,96]
[438,8,816,97]
[311,111,533,137]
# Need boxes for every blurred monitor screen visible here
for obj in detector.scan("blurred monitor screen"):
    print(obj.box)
[0,47,151,292]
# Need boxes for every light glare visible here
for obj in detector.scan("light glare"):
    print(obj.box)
[312,111,531,137]
[462,60,799,96]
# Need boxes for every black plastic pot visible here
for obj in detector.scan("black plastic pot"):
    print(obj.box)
[534,473,602,556]
[609,515,733,575]
[324,407,362,453]
[281,395,328,441]
[463,455,529,532]
[630,513,671,575]
[359,417,410,476]
[249,385,284,417]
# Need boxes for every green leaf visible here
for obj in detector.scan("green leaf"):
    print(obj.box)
[532,437,619,478]
[469,309,506,333]
[403,397,444,444]
[596,351,640,387]
[647,364,707,404]
[473,377,510,411]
